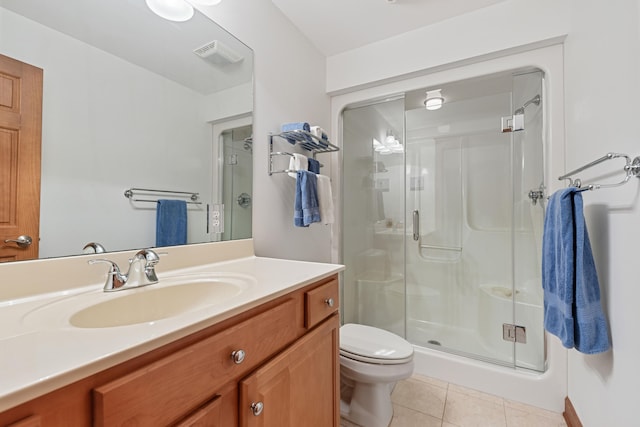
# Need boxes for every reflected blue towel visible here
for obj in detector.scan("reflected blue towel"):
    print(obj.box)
[294,171,321,227]
[542,188,610,354]
[307,158,320,174]
[156,199,187,247]
[281,122,311,145]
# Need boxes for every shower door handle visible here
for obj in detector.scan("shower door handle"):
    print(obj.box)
[412,210,420,241]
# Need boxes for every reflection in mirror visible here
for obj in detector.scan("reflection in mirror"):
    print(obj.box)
[0,0,253,262]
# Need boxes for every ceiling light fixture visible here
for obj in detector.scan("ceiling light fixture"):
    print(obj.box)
[424,89,444,111]
[145,0,194,22]
[146,0,222,22]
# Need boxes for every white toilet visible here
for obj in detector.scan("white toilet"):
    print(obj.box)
[339,323,414,427]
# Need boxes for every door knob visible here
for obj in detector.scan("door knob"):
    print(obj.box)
[4,235,32,248]
[231,349,246,364]
[250,401,264,416]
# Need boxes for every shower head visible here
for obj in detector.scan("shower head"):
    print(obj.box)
[243,137,253,152]
[514,94,541,115]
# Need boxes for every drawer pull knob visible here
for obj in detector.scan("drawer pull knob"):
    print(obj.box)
[231,349,246,364]
[251,401,264,416]
[325,298,334,307]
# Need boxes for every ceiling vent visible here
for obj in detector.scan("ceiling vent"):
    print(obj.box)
[193,40,243,65]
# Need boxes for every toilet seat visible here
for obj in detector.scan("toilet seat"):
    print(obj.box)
[340,323,414,365]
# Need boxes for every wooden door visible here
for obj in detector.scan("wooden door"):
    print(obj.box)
[0,54,43,262]
[239,315,340,427]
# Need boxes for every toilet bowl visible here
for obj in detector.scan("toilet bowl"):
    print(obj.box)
[340,323,414,427]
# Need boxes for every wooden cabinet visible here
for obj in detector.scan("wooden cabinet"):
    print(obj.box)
[239,314,339,427]
[0,274,339,427]
[93,299,298,426]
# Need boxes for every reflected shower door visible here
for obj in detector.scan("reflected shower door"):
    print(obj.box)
[221,125,253,241]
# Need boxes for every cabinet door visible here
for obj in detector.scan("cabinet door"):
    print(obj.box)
[174,395,221,427]
[239,314,339,427]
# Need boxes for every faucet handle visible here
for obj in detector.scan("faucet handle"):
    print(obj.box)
[88,258,121,273]
[88,259,127,291]
[131,249,160,265]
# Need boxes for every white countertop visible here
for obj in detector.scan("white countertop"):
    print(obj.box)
[0,254,344,412]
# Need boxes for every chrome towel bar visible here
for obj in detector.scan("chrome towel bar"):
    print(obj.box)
[558,152,640,191]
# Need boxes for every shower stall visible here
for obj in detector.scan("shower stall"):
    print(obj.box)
[342,69,546,372]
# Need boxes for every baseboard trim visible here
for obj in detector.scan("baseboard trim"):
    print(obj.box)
[563,397,583,427]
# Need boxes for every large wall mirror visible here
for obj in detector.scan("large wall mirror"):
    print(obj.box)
[0,0,254,263]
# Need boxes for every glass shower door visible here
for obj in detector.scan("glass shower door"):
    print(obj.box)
[512,70,545,371]
[404,70,545,371]
[342,98,406,336]
[341,69,546,372]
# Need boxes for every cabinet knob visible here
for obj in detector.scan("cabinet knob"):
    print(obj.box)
[231,349,246,364]
[250,401,264,416]
[325,298,334,308]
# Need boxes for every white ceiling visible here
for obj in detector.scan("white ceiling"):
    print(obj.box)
[270,0,509,56]
[0,0,253,94]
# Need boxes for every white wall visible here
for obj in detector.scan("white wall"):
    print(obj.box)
[563,1,640,425]
[326,0,569,94]
[196,1,332,263]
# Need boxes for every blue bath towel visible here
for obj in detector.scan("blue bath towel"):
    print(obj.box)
[542,188,610,354]
[307,158,321,174]
[156,199,187,247]
[294,170,321,227]
[281,122,311,145]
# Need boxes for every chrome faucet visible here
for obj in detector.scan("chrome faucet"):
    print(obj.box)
[89,249,160,292]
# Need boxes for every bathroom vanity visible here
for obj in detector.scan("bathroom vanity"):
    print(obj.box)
[0,241,343,426]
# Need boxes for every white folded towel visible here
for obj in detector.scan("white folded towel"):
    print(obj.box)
[316,174,334,225]
[310,126,327,143]
[288,153,308,178]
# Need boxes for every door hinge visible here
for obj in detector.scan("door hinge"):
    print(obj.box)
[501,114,525,133]
[502,323,527,343]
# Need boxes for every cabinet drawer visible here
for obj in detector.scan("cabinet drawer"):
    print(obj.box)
[5,415,41,427]
[305,278,339,328]
[93,299,298,427]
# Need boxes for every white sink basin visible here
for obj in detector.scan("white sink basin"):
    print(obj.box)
[21,273,255,329]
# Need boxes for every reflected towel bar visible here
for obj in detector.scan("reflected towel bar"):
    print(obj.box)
[558,152,640,191]
[124,187,202,204]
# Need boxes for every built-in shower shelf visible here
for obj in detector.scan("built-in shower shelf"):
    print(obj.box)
[268,131,339,175]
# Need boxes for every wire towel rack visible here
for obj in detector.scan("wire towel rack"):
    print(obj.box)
[124,187,202,204]
[269,131,339,176]
[558,152,640,191]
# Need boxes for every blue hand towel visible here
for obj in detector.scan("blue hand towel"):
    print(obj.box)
[156,199,187,247]
[281,122,311,145]
[294,170,321,227]
[307,158,321,174]
[542,188,610,354]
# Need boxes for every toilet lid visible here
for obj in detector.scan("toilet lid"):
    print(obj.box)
[340,323,413,364]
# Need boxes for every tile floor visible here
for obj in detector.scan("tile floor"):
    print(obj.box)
[340,374,567,427]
